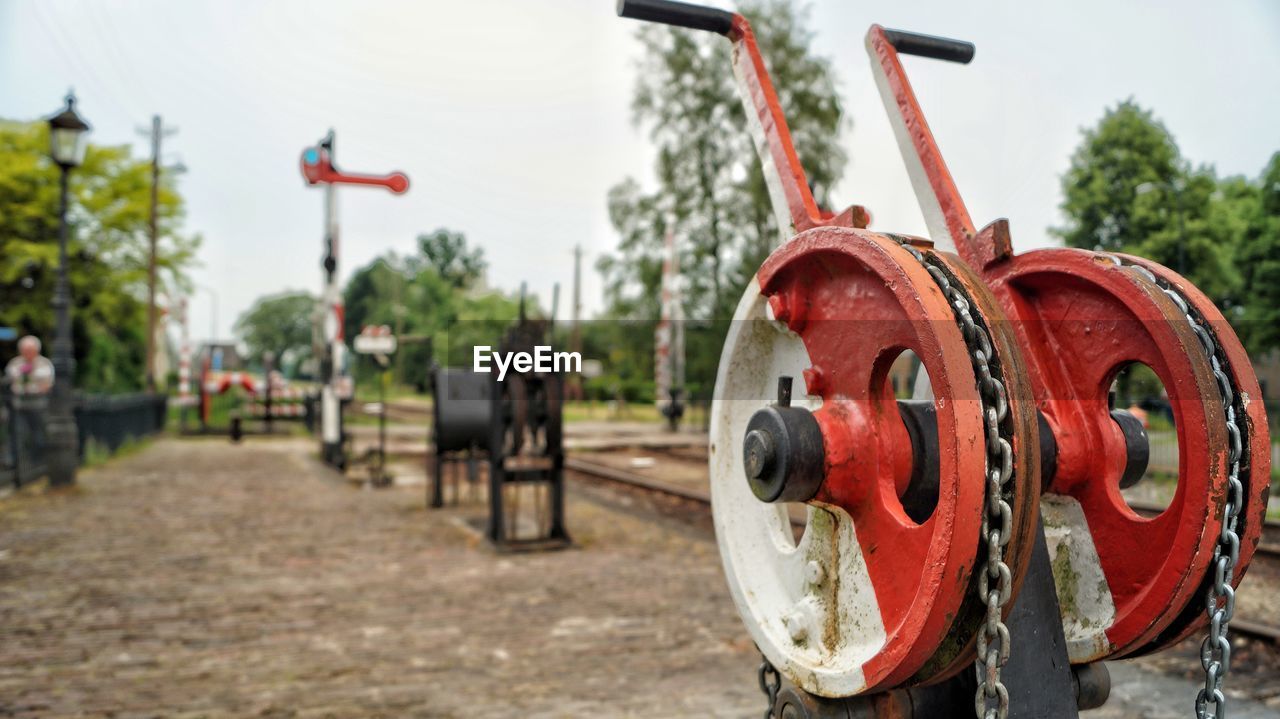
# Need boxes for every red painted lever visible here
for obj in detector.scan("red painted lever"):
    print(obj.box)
[865,25,1010,268]
[299,143,409,194]
[619,2,868,240]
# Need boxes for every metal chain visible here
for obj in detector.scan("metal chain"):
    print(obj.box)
[898,241,1015,719]
[1109,257,1246,719]
[758,652,781,719]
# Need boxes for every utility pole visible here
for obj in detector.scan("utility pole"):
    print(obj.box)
[570,245,582,352]
[142,115,177,392]
[569,245,583,398]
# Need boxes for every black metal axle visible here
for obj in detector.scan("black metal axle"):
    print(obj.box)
[741,380,1152,507]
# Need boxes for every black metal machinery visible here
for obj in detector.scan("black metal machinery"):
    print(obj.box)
[427,303,570,551]
[428,367,491,508]
[485,311,570,550]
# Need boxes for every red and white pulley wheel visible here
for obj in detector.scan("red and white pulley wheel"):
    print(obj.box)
[981,250,1272,663]
[710,227,1039,697]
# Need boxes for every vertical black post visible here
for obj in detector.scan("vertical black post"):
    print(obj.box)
[547,445,568,539]
[429,451,445,508]
[467,447,479,502]
[487,377,505,544]
[378,362,387,482]
[548,376,568,541]
[46,165,79,488]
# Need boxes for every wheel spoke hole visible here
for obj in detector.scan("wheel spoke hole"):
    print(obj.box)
[1110,362,1176,513]
[885,349,939,525]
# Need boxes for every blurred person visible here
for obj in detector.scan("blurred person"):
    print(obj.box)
[4,335,55,468]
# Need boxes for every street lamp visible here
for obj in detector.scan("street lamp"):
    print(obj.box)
[49,94,90,168]
[46,91,91,488]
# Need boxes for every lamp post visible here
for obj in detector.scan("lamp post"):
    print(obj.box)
[45,92,91,488]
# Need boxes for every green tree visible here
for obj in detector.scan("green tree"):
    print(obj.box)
[1231,153,1280,355]
[233,291,316,375]
[341,230,523,389]
[415,228,486,289]
[0,120,199,392]
[343,256,412,346]
[1055,100,1181,253]
[1054,100,1240,307]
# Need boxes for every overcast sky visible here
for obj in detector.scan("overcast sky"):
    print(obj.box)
[2,0,1277,343]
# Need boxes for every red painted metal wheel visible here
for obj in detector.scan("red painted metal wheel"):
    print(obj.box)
[710,226,1038,697]
[984,249,1271,661]
[1113,256,1271,657]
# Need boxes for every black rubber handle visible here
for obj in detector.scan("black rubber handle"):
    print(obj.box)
[883,28,975,64]
[617,0,735,36]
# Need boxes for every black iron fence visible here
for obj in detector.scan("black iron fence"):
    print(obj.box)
[0,388,47,488]
[0,385,168,492]
[76,393,168,458]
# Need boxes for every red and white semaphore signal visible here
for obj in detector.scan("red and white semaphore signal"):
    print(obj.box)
[300,130,409,470]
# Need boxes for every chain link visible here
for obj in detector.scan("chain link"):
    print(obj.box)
[1111,259,1247,719]
[758,652,781,719]
[898,241,1015,719]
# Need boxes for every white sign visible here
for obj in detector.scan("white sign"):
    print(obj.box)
[354,325,397,355]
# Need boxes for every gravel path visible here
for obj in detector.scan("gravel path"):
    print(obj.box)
[0,438,759,718]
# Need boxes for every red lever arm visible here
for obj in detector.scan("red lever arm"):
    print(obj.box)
[299,145,409,194]
[727,16,869,235]
[617,0,867,240]
[865,25,1010,268]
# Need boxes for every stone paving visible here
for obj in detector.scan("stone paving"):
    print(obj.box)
[0,438,760,718]
[1,437,1277,718]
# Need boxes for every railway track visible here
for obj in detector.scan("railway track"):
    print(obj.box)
[1128,500,1280,561]
[592,448,1280,558]
[382,400,431,425]
[566,452,1280,644]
